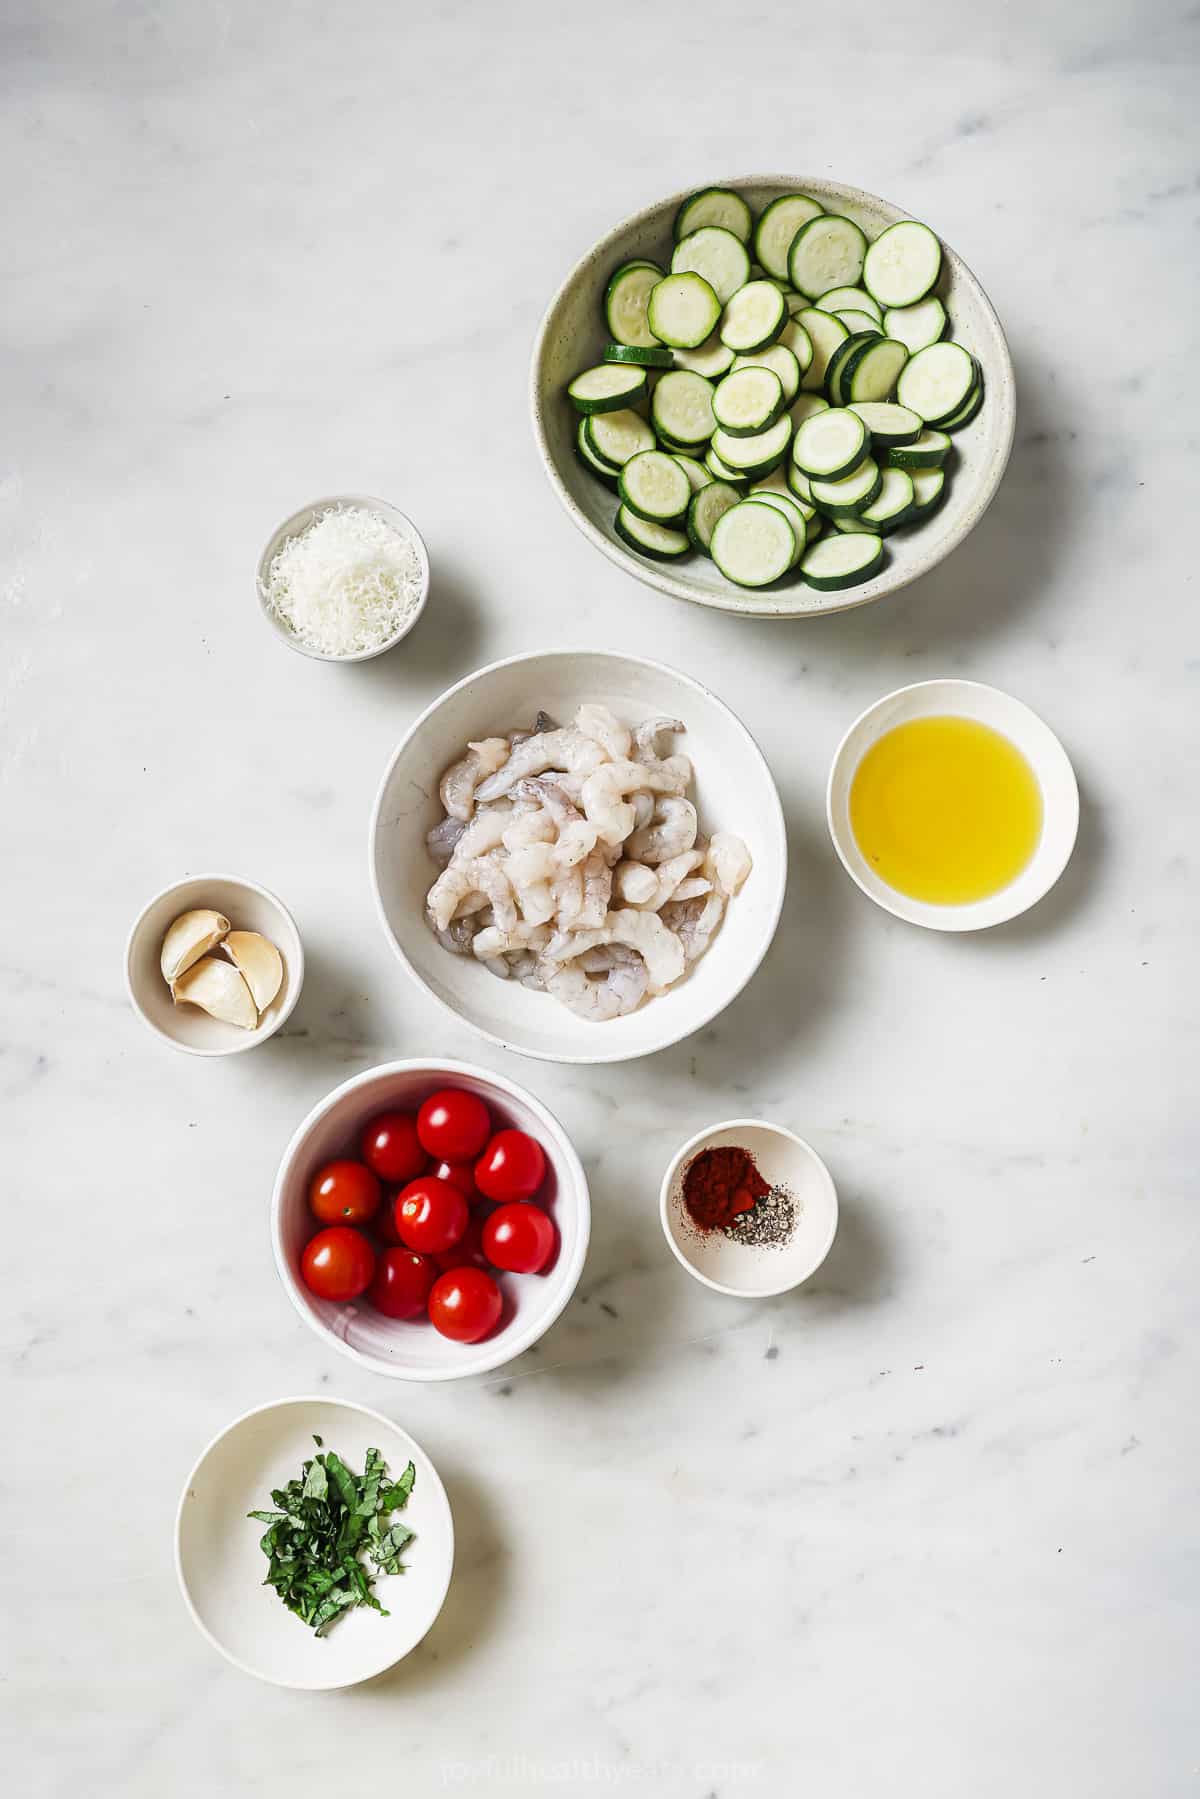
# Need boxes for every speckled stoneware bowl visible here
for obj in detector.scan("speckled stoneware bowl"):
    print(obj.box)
[530,175,1016,619]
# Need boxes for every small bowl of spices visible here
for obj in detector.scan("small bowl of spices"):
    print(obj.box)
[257,495,430,662]
[660,1120,838,1299]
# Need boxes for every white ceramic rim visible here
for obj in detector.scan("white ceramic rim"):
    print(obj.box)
[659,1117,839,1297]
[270,1058,592,1379]
[367,648,788,1065]
[825,679,1080,932]
[173,1393,454,1689]
[123,872,305,1057]
[255,493,431,662]
[530,173,1017,620]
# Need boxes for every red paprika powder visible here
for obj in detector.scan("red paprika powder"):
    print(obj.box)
[682,1144,769,1231]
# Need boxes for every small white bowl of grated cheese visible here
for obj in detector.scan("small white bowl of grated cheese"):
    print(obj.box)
[257,495,430,662]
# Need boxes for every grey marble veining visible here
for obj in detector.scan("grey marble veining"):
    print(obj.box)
[4,1,1197,1793]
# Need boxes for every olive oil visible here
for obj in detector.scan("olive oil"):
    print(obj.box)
[849,715,1042,905]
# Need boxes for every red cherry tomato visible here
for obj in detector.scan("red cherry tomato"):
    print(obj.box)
[309,1159,381,1226]
[394,1176,469,1255]
[374,1195,405,1247]
[428,1267,503,1343]
[475,1129,546,1203]
[360,1111,426,1184]
[367,1248,437,1319]
[301,1226,376,1301]
[483,1201,556,1274]
[433,1212,490,1275]
[417,1088,492,1162]
[432,1159,480,1204]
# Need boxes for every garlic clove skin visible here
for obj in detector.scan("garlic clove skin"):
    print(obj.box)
[222,931,283,1013]
[172,955,258,1030]
[161,909,231,983]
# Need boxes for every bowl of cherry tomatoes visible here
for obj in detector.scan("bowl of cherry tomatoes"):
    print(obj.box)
[271,1059,590,1380]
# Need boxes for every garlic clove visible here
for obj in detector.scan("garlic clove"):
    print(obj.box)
[161,909,231,983]
[222,931,283,1013]
[172,956,258,1030]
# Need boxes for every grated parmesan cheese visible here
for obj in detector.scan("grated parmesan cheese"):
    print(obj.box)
[264,505,424,658]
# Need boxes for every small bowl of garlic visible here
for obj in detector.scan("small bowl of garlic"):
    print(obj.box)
[125,874,304,1056]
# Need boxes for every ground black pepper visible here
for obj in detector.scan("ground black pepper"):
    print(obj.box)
[722,1182,796,1249]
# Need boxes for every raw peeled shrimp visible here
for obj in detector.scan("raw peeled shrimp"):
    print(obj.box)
[509,710,558,747]
[471,921,552,961]
[637,848,705,911]
[455,803,515,861]
[613,861,659,906]
[439,738,510,821]
[543,945,648,1021]
[576,849,612,929]
[705,831,753,897]
[515,778,598,867]
[426,815,466,868]
[475,728,607,802]
[661,891,725,962]
[626,796,698,865]
[581,757,688,845]
[429,915,479,956]
[427,856,518,934]
[606,908,685,990]
[633,716,685,765]
[575,702,632,761]
[671,876,712,904]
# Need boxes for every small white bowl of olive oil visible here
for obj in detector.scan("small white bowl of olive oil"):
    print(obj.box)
[827,680,1079,932]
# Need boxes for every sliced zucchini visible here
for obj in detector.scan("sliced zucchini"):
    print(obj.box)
[709,414,793,477]
[604,261,664,350]
[896,342,977,424]
[810,456,881,516]
[778,318,814,373]
[686,479,742,554]
[848,401,922,445]
[615,505,690,560]
[844,337,909,404]
[576,418,620,487]
[719,280,786,352]
[748,466,792,497]
[567,363,647,415]
[886,427,950,469]
[863,220,942,309]
[790,393,830,432]
[618,449,691,523]
[732,341,801,403]
[602,341,674,369]
[801,531,884,590]
[835,465,915,535]
[704,444,750,487]
[712,366,785,437]
[647,273,722,350]
[787,462,815,502]
[909,467,947,519]
[788,214,868,299]
[710,500,797,587]
[818,286,882,322]
[650,368,716,445]
[754,193,825,282]
[825,332,882,406]
[674,187,753,244]
[671,331,736,378]
[671,226,751,305]
[792,406,869,480]
[585,408,655,467]
[744,491,808,565]
[795,308,849,392]
[835,309,883,335]
[883,295,947,354]
[939,376,985,432]
[671,453,713,492]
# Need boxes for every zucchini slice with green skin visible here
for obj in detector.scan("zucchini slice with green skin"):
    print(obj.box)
[818,285,882,322]
[615,505,690,560]
[576,418,621,486]
[787,462,815,502]
[886,427,950,469]
[810,456,882,516]
[939,376,985,432]
[754,193,825,281]
[835,466,915,535]
[795,308,849,392]
[567,363,648,414]
[671,226,751,305]
[686,479,742,554]
[790,393,830,432]
[704,445,750,487]
[883,295,947,354]
[909,467,947,518]
[778,318,814,373]
[650,368,717,445]
[671,453,713,492]
[825,332,882,406]
[712,366,785,437]
[896,342,977,424]
[618,449,692,523]
[792,407,869,480]
[748,466,792,497]
[719,280,787,352]
[604,262,664,350]
[647,273,722,350]
[711,500,797,587]
[801,531,884,590]
[671,331,736,378]
[835,309,883,336]
[849,401,922,445]
[788,214,868,299]
[586,408,655,467]
[844,337,909,404]
[744,491,809,565]
[863,220,943,309]
[710,414,793,477]
[674,187,753,244]
[732,341,801,403]
[603,341,674,368]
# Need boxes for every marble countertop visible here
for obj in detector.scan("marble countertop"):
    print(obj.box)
[6,1,1196,1793]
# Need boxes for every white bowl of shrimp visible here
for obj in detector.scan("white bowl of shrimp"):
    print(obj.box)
[369,650,787,1064]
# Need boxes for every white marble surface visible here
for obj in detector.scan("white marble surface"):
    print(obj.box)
[5,2,1197,1792]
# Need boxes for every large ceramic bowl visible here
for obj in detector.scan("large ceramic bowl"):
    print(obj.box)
[530,175,1015,619]
[369,650,787,1064]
